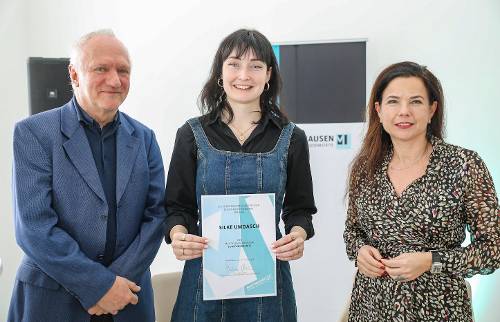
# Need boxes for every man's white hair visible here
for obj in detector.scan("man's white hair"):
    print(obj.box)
[69,29,129,68]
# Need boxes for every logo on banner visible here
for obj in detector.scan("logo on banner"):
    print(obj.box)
[307,134,352,149]
[335,134,351,149]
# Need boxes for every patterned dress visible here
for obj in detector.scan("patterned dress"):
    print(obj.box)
[343,137,500,321]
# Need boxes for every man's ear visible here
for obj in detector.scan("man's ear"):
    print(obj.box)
[68,64,79,87]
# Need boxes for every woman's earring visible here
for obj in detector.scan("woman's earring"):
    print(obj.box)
[264,82,270,91]
[217,78,223,88]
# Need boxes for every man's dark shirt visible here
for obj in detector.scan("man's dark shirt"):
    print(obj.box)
[74,97,119,267]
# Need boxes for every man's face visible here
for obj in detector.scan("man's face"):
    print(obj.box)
[69,35,131,118]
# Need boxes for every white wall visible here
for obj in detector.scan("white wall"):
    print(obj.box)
[1,0,499,320]
[0,0,28,317]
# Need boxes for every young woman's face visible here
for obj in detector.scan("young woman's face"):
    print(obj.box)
[221,49,271,109]
[375,76,437,144]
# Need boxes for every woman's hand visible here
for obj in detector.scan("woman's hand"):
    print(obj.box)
[381,252,432,282]
[357,245,385,278]
[272,226,307,261]
[170,225,208,261]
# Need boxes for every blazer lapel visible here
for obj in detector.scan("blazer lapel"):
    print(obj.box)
[61,101,106,202]
[116,116,140,205]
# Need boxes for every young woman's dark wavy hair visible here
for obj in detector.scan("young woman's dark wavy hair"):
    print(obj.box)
[199,29,287,123]
[348,61,445,195]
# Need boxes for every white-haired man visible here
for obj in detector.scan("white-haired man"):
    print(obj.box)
[9,30,165,322]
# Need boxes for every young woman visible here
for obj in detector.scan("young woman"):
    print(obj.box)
[165,29,316,322]
[344,61,499,321]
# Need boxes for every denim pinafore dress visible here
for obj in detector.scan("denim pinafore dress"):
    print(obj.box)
[171,117,297,322]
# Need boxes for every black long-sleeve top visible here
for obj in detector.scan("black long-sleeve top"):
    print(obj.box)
[164,112,317,243]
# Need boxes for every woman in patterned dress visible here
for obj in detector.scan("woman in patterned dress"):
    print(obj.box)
[343,61,499,321]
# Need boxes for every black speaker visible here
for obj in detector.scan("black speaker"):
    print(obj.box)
[28,57,73,115]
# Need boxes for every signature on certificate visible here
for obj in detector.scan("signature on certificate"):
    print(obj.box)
[225,259,254,275]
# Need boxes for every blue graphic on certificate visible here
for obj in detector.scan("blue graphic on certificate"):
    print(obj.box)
[201,193,276,300]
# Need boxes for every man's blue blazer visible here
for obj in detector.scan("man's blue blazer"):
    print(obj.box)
[8,99,166,322]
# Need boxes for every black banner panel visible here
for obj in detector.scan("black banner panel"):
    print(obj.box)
[276,42,366,123]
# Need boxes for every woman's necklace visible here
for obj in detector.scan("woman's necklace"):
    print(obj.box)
[228,122,257,144]
[389,143,431,171]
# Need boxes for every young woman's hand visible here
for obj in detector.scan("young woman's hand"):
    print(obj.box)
[170,225,208,261]
[272,226,307,261]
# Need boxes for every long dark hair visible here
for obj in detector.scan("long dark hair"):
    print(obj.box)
[348,61,445,194]
[199,29,287,123]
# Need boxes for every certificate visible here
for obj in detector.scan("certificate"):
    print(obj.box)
[201,193,276,300]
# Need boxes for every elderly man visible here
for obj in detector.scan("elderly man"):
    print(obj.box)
[8,30,165,322]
